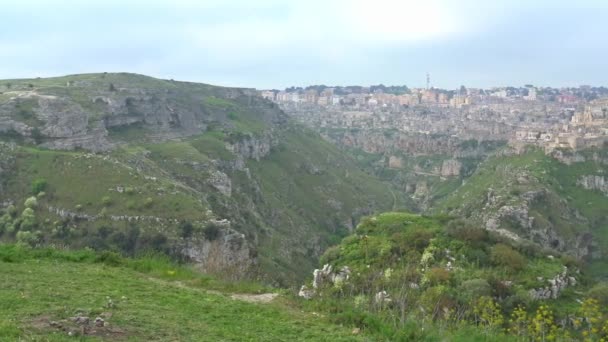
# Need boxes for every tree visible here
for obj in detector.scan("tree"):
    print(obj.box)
[31,178,47,195]
[490,243,526,272]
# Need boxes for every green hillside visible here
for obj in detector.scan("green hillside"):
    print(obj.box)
[0,244,366,341]
[433,147,608,278]
[301,211,608,341]
[0,73,400,284]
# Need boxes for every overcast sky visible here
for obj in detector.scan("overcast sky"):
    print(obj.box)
[0,0,607,89]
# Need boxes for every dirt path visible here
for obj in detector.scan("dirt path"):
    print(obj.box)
[230,293,279,303]
[146,277,279,304]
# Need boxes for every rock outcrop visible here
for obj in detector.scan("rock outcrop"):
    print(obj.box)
[577,175,608,195]
[180,223,255,277]
[440,159,462,177]
[298,264,351,299]
[529,266,577,300]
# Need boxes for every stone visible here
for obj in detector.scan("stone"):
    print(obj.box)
[374,291,392,304]
[298,285,315,300]
[72,315,89,325]
[94,317,105,327]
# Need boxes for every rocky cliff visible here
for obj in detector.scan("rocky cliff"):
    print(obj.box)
[0,73,396,284]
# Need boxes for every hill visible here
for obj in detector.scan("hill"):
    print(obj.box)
[0,244,367,341]
[299,211,608,341]
[0,73,400,284]
[432,146,608,279]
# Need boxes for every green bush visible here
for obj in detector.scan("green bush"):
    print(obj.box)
[19,208,36,231]
[490,243,526,272]
[31,178,47,195]
[459,279,491,303]
[425,267,451,285]
[588,282,608,306]
[24,196,38,209]
[203,222,221,240]
[178,221,194,238]
[101,196,113,207]
[16,230,40,246]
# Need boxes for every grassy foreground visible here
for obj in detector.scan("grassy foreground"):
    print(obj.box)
[0,245,365,341]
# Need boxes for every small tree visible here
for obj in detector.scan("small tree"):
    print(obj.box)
[491,243,526,272]
[31,178,47,195]
[24,196,38,209]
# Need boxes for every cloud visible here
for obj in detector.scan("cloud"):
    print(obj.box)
[0,0,607,88]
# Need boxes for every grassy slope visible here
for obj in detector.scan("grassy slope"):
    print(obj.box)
[434,147,608,277]
[0,245,365,341]
[0,73,399,283]
[307,212,587,341]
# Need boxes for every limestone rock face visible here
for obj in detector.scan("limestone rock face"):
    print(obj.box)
[208,170,232,197]
[0,82,286,153]
[440,159,462,177]
[37,96,89,138]
[577,175,608,195]
[228,133,277,161]
[529,266,576,300]
[299,264,351,299]
[180,223,255,277]
[480,189,593,260]
[388,155,402,169]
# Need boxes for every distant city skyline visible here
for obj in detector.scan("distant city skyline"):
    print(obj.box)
[1,0,607,89]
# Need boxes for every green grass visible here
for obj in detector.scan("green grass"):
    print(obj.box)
[0,244,368,341]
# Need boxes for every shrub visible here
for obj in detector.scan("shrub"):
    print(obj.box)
[391,227,433,254]
[6,205,17,217]
[124,187,135,195]
[19,208,36,231]
[320,245,341,265]
[588,283,608,306]
[31,178,47,195]
[24,196,38,209]
[202,222,221,240]
[16,230,40,246]
[178,221,194,238]
[491,243,526,272]
[143,197,154,208]
[459,279,491,303]
[447,219,487,244]
[101,196,113,207]
[425,267,451,285]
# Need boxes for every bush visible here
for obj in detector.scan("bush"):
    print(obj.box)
[16,230,40,246]
[202,222,221,240]
[95,251,123,266]
[178,221,194,238]
[447,219,487,244]
[143,197,154,208]
[320,245,341,265]
[31,178,47,195]
[588,282,608,306]
[425,267,451,285]
[459,279,491,303]
[24,196,38,209]
[101,196,113,207]
[490,243,526,272]
[19,208,36,231]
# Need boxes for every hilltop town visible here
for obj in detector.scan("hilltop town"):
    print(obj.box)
[260,84,608,152]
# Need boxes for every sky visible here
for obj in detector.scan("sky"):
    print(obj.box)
[0,0,607,89]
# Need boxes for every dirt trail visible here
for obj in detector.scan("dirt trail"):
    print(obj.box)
[146,277,278,304]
